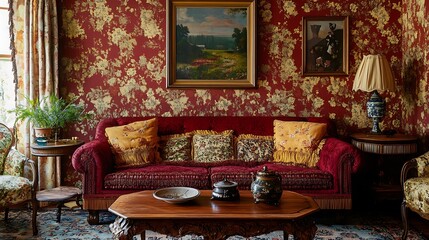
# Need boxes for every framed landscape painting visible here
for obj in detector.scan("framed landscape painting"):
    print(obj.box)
[302,16,349,76]
[166,0,256,88]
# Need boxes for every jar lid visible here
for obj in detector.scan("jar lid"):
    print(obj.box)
[214,178,238,188]
[256,166,277,176]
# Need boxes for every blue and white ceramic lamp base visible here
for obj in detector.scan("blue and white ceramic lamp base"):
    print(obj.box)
[367,90,385,134]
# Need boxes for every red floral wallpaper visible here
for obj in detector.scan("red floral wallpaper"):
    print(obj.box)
[57,0,429,185]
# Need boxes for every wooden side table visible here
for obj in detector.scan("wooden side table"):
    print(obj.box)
[30,139,84,188]
[350,133,418,155]
[350,133,418,201]
[30,139,84,222]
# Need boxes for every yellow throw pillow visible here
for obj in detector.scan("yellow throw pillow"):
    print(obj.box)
[273,139,326,167]
[273,120,327,167]
[105,118,159,168]
[273,120,327,151]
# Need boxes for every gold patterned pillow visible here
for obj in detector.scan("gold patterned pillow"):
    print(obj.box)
[274,120,327,150]
[236,134,274,162]
[273,139,326,167]
[105,118,159,168]
[192,131,234,163]
[159,133,192,162]
[273,120,327,167]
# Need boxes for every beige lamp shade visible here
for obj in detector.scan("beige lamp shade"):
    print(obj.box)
[353,54,395,92]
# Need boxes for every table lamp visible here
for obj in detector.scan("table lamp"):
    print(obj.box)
[353,54,395,134]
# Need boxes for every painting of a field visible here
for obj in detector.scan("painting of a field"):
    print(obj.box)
[167,0,256,88]
[176,8,247,80]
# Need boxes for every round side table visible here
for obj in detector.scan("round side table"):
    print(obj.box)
[350,133,418,201]
[350,133,418,155]
[30,139,84,222]
[31,139,84,187]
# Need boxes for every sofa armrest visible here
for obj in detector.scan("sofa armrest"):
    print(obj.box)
[72,140,114,195]
[317,138,362,194]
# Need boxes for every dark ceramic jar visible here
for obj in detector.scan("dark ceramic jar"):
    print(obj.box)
[211,178,240,201]
[251,166,283,205]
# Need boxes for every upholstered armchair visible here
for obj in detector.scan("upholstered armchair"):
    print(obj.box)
[0,123,38,235]
[401,151,429,240]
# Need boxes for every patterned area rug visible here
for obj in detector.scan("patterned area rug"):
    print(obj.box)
[0,209,425,239]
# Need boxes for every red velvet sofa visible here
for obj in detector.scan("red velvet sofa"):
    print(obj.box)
[72,116,361,224]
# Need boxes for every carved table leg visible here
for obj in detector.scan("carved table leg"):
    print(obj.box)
[110,216,133,240]
[284,218,317,240]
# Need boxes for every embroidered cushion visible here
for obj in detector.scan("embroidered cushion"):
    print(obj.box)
[0,175,32,206]
[159,133,192,162]
[192,131,234,163]
[273,120,327,167]
[105,118,159,168]
[404,177,429,220]
[236,134,274,162]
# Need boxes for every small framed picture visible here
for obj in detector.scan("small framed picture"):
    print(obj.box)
[166,0,257,88]
[302,16,349,76]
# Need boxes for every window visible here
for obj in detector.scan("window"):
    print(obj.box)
[0,0,16,127]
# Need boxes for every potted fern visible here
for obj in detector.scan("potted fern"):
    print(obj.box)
[10,94,90,143]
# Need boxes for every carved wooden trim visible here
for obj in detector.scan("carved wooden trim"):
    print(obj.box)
[110,217,317,240]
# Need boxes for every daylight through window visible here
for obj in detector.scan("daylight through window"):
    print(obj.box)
[0,0,16,127]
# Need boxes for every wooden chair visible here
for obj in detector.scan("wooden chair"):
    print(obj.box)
[0,123,38,235]
[401,151,429,240]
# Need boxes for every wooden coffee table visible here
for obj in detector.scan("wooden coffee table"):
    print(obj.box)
[109,190,319,240]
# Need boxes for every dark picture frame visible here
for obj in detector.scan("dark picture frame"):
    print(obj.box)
[302,16,349,76]
[166,0,256,88]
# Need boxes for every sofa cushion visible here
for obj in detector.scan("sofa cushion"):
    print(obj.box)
[210,163,333,191]
[192,134,234,162]
[273,139,326,168]
[192,133,234,163]
[273,120,327,167]
[105,118,159,168]
[104,165,210,190]
[159,133,192,162]
[236,134,274,162]
[274,120,327,150]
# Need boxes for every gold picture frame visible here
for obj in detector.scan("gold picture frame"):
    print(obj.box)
[302,16,349,76]
[166,0,256,88]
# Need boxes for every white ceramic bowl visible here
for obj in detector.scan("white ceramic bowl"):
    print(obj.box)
[153,187,200,204]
